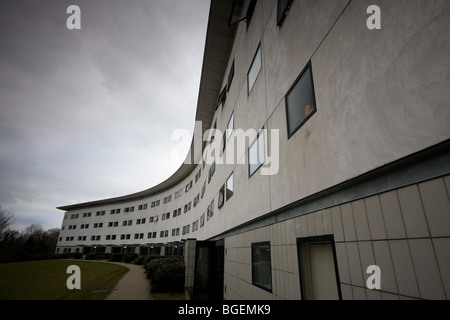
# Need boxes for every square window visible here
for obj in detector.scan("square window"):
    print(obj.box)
[229,0,257,25]
[251,242,272,292]
[247,45,262,95]
[218,185,225,209]
[227,59,235,92]
[248,130,265,177]
[285,62,317,138]
[226,172,234,200]
[216,87,227,110]
[227,112,234,141]
[277,0,293,27]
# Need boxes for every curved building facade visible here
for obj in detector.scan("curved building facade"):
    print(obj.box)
[57,0,450,300]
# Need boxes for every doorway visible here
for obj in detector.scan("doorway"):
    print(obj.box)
[193,239,224,300]
[297,235,341,300]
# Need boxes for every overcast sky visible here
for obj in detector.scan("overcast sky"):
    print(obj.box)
[0,0,210,231]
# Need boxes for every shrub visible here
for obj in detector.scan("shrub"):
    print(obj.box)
[133,255,145,265]
[145,256,185,292]
[108,253,124,262]
[85,253,106,260]
[123,254,138,263]
[69,252,83,259]
[151,258,185,293]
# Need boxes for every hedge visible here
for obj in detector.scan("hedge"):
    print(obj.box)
[145,256,185,293]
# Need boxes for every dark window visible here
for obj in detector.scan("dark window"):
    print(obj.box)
[277,0,293,27]
[229,0,257,26]
[251,242,272,292]
[227,59,235,92]
[218,185,225,209]
[285,61,317,138]
[216,87,227,110]
[226,172,234,200]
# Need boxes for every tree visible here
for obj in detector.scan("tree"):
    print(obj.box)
[0,204,15,241]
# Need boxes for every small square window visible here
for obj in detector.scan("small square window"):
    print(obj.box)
[247,44,262,95]
[218,185,225,209]
[226,172,234,200]
[227,112,234,141]
[285,61,317,138]
[248,130,265,177]
[251,242,272,292]
[277,0,293,27]
[229,0,257,26]
[227,59,235,92]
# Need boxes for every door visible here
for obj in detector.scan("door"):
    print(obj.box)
[297,235,341,300]
[193,239,224,300]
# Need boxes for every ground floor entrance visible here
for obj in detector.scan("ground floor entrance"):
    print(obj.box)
[192,239,224,300]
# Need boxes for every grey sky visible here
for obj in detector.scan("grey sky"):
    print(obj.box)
[0,0,210,231]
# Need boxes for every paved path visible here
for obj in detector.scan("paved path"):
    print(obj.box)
[106,262,152,300]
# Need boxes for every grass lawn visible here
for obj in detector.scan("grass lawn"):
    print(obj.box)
[0,260,128,300]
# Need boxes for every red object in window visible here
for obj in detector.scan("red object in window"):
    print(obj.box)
[305,105,315,117]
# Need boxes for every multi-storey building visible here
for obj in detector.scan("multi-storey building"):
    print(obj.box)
[56,0,450,300]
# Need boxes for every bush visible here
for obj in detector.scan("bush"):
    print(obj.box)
[145,256,185,293]
[123,254,138,263]
[133,255,145,265]
[68,252,83,259]
[108,253,124,262]
[85,253,106,260]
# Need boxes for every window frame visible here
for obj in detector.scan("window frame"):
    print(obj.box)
[247,44,262,95]
[285,61,317,139]
[277,0,294,27]
[248,129,266,178]
[251,241,272,293]
[226,172,234,201]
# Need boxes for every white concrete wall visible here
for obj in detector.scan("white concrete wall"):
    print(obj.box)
[57,0,450,274]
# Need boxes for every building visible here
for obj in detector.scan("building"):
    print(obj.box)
[56,0,450,300]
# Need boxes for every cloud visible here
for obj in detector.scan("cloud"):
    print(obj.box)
[0,0,210,231]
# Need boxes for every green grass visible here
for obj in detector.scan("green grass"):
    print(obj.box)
[0,260,128,300]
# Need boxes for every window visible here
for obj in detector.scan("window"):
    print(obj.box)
[277,0,293,27]
[226,172,234,200]
[193,194,200,207]
[227,112,234,140]
[285,61,317,138]
[227,59,235,91]
[208,161,216,183]
[297,235,341,300]
[248,130,265,177]
[220,131,226,157]
[247,44,262,95]
[251,242,272,292]
[207,199,214,221]
[229,0,257,25]
[216,87,227,110]
[218,185,225,209]
[201,181,206,198]
[200,213,205,228]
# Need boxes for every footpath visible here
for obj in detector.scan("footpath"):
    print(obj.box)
[105,262,152,300]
